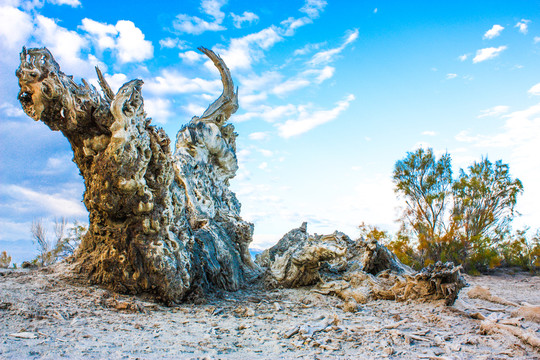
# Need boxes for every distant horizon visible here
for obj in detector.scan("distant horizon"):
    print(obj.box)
[1,0,540,263]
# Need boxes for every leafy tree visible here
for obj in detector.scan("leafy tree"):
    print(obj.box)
[392,148,453,264]
[452,158,523,272]
[453,158,523,242]
[393,149,523,272]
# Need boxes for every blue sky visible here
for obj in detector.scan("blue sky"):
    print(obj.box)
[1,0,540,263]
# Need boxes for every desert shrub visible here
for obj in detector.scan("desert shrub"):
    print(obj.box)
[392,149,523,273]
[500,229,540,272]
[30,218,87,267]
[385,231,423,269]
[0,251,11,269]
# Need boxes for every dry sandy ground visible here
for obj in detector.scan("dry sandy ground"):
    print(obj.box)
[0,265,539,359]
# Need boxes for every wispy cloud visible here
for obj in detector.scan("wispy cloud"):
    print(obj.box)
[446,73,458,79]
[272,66,335,95]
[458,54,469,61]
[159,37,188,49]
[0,184,87,218]
[528,82,540,96]
[515,19,530,34]
[473,46,507,63]
[145,70,221,95]
[249,132,269,141]
[299,0,327,19]
[48,0,81,7]
[309,29,358,66]
[293,41,326,56]
[231,11,259,28]
[422,131,437,136]
[277,94,355,138]
[216,26,283,70]
[455,101,540,228]
[478,105,510,118]
[483,24,504,39]
[173,0,227,35]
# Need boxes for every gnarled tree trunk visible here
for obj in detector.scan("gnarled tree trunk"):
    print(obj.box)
[17,47,260,303]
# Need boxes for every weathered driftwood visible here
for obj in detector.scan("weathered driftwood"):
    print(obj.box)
[17,47,465,306]
[17,47,259,303]
[257,223,466,305]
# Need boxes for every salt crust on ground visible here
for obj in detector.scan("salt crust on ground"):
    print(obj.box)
[0,265,539,359]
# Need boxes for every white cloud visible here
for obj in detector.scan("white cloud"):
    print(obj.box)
[309,29,358,66]
[80,18,116,51]
[173,0,227,34]
[446,73,457,79]
[179,50,204,64]
[47,0,80,7]
[104,73,128,94]
[231,11,258,28]
[528,82,540,96]
[280,16,313,37]
[216,26,282,70]
[40,153,73,175]
[272,66,335,96]
[310,66,335,83]
[249,132,269,141]
[159,37,188,49]
[1,184,86,217]
[258,149,273,157]
[115,20,153,63]
[144,98,174,124]
[0,102,25,118]
[483,24,504,39]
[278,94,355,138]
[145,69,221,95]
[293,41,326,56]
[535,36,540,44]
[477,105,510,118]
[34,15,91,74]
[272,78,311,96]
[0,5,33,52]
[473,46,507,63]
[299,0,327,19]
[237,104,297,123]
[258,162,268,170]
[455,101,540,229]
[79,18,153,63]
[183,103,207,117]
[515,19,530,34]
[458,54,469,61]
[373,8,378,14]
[422,131,437,136]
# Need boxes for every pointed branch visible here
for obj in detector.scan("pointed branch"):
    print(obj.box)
[95,66,115,103]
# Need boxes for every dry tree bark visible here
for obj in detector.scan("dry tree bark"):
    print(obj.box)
[257,223,466,305]
[16,47,260,303]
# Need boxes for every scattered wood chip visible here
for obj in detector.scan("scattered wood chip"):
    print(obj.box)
[467,286,518,307]
[480,319,540,349]
[9,332,38,339]
[511,305,540,323]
